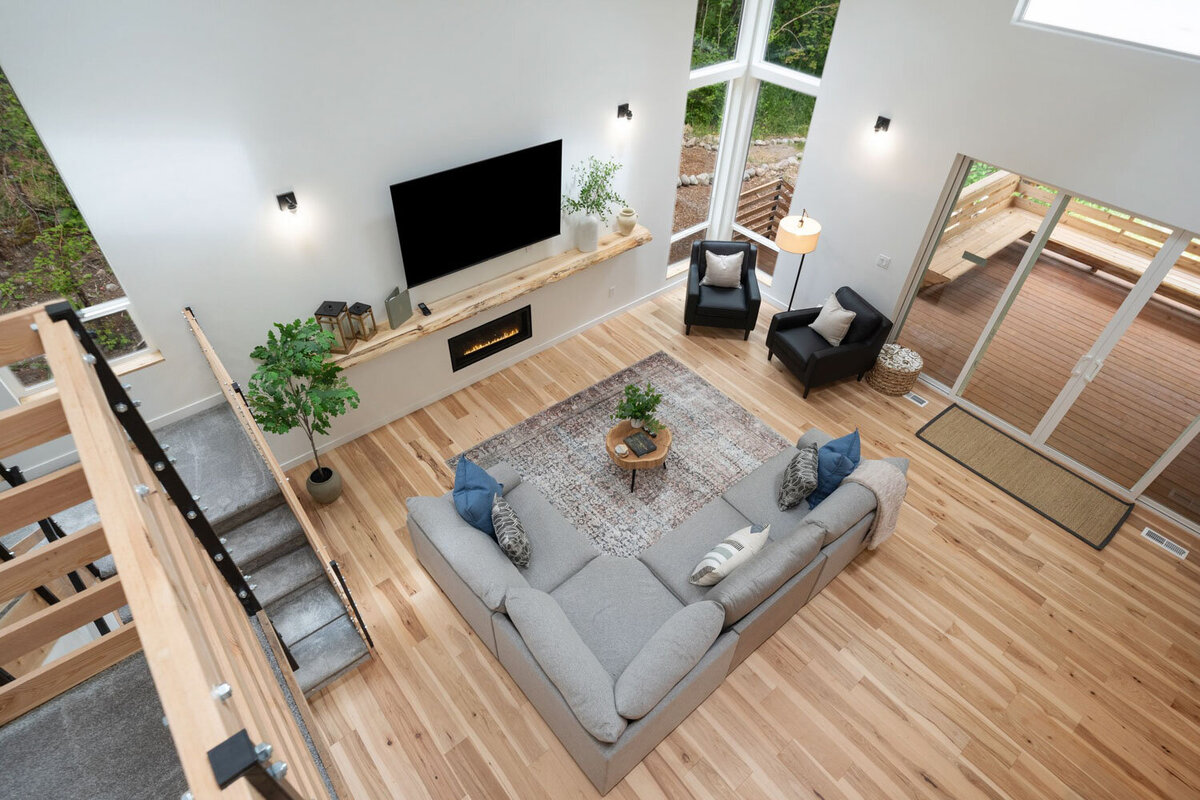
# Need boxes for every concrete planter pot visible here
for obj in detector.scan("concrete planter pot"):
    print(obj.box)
[306,467,343,504]
[576,215,600,252]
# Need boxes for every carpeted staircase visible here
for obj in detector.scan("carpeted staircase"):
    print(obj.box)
[96,403,369,694]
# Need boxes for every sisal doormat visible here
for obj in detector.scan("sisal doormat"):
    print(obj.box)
[917,405,1132,549]
[450,351,790,557]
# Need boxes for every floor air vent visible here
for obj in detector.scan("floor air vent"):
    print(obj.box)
[905,391,929,407]
[1140,527,1189,559]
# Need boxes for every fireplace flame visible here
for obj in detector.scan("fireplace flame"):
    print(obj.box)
[461,326,522,356]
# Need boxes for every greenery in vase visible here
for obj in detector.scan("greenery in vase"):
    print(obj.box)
[247,318,360,476]
[561,157,627,223]
[612,382,663,433]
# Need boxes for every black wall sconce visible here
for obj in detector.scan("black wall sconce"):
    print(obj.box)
[617,103,633,121]
[276,191,297,212]
[874,116,891,133]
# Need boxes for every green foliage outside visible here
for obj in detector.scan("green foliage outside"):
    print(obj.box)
[687,0,836,138]
[0,69,105,310]
[612,382,664,433]
[561,157,627,222]
[965,161,1000,186]
[247,319,360,472]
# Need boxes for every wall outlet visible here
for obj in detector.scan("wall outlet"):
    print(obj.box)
[875,253,891,269]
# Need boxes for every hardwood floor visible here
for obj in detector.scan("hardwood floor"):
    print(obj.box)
[289,287,1200,800]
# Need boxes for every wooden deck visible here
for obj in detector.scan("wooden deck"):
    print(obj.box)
[290,287,1200,800]
[900,242,1200,503]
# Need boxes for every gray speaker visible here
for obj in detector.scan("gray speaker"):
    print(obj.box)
[385,286,413,329]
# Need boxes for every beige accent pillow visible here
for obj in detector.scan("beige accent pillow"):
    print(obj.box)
[701,251,744,288]
[689,524,770,586]
[810,294,857,346]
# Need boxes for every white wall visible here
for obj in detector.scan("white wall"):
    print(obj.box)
[767,0,1200,318]
[0,1,695,470]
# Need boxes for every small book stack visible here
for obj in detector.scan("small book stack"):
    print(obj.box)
[623,431,657,456]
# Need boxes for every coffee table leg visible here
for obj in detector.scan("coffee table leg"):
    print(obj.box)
[630,469,636,492]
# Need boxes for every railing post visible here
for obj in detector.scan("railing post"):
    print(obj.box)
[44,301,261,615]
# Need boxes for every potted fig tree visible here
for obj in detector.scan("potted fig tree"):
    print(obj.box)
[247,318,359,504]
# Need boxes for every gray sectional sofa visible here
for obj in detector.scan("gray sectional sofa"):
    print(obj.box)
[407,428,908,794]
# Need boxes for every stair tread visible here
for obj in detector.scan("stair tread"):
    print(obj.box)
[157,405,283,532]
[255,547,325,608]
[293,615,369,695]
[223,504,306,573]
[270,582,348,646]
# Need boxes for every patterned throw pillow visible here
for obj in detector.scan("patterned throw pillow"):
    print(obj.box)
[778,444,819,510]
[491,494,531,568]
[689,524,770,586]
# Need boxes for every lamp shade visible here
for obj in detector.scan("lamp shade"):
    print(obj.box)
[776,214,822,254]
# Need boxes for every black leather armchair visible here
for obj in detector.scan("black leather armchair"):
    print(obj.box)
[684,241,761,340]
[766,286,893,398]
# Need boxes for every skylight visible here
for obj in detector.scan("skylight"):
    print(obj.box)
[1016,0,1200,59]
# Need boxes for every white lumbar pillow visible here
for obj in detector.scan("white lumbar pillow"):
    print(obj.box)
[702,251,744,288]
[689,524,770,586]
[810,294,857,346]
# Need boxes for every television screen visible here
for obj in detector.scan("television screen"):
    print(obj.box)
[390,139,562,288]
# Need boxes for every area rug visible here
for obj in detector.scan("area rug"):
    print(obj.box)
[451,351,790,557]
[917,405,1132,549]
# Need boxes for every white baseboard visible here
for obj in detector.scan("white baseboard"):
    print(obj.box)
[277,276,689,470]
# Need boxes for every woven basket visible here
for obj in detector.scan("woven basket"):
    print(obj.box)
[866,344,922,396]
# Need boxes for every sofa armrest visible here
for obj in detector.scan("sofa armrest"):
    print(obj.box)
[406,495,527,611]
[614,601,724,719]
[506,587,627,743]
[707,523,823,627]
[486,462,523,495]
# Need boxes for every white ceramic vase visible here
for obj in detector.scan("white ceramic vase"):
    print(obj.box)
[576,215,600,252]
[616,207,638,235]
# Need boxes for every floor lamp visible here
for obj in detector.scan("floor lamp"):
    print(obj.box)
[775,209,822,310]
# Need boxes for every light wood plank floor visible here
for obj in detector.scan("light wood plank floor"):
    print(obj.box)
[290,287,1200,800]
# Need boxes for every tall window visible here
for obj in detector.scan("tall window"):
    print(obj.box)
[0,68,148,397]
[669,1,840,279]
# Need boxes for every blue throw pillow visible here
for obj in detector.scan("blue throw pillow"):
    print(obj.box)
[453,457,503,537]
[808,429,861,508]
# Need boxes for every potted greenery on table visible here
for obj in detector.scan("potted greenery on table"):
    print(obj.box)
[561,156,626,253]
[613,382,663,433]
[247,318,360,504]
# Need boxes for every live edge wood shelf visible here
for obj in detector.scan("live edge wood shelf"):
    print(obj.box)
[332,224,652,369]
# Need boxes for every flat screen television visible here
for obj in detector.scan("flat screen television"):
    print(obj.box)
[390,139,562,288]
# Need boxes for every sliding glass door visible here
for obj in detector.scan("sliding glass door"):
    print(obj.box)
[897,157,1200,530]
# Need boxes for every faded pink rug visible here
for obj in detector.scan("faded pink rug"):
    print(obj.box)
[452,351,788,556]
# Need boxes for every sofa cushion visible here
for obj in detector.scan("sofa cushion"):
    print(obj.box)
[551,556,683,680]
[505,588,627,743]
[503,481,597,594]
[639,497,754,605]
[486,462,523,495]
[453,457,502,537]
[803,481,878,547]
[721,447,813,536]
[406,495,526,612]
[707,522,823,627]
[614,600,725,720]
[797,429,833,450]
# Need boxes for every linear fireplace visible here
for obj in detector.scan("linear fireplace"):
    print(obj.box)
[448,305,532,372]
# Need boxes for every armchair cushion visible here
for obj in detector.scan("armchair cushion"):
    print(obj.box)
[773,326,833,364]
[696,285,750,318]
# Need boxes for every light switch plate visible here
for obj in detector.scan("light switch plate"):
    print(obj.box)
[875,254,891,269]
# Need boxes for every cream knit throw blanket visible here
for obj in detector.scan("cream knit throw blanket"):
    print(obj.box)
[843,460,908,549]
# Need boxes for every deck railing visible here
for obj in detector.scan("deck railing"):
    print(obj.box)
[736,177,794,242]
[0,302,331,800]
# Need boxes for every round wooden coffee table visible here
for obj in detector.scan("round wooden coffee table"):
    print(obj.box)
[606,420,672,492]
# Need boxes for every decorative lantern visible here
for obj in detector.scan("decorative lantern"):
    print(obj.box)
[347,302,377,341]
[314,301,354,354]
